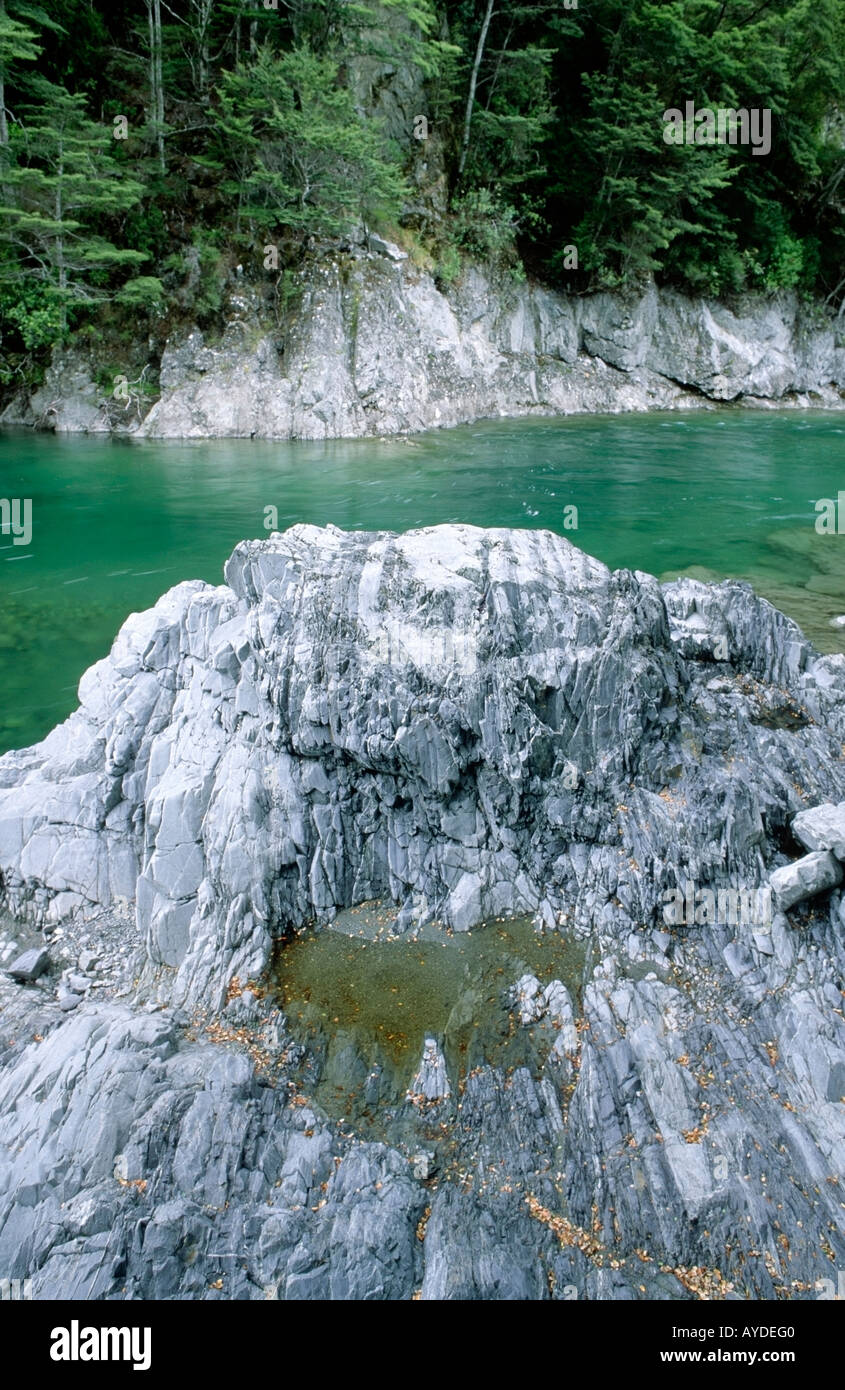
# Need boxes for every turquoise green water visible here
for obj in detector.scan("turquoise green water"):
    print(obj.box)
[1,410,844,755]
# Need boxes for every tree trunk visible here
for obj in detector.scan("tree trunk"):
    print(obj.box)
[147,0,166,173]
[0,0,9,149]
[0,69,7,150]
[55,140,66,331]
[458,0,495,182]
[154,0,165,170]
[191,0,214,107]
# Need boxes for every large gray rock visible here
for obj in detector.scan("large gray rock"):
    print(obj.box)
[792,803,845,859]
[138,260,697,441]
[770,851,843,911]
[1,525,845,1300]
[5,346,111,433]
[137,270,844,440]
[7,947,49,982]
[0,1002,425,1300]
[3,522,845,1015]
[0,524,689,1008]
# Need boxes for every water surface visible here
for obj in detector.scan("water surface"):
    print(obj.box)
[272,908,586,1131]
[1,411,844,754]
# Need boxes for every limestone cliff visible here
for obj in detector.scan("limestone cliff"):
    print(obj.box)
[4,249,844,438]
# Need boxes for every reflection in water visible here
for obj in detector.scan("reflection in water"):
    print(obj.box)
[271,909,586,1137]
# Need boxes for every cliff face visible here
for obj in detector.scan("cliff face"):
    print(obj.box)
[5,249,845,438]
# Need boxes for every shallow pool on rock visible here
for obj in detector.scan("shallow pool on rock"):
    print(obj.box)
[271,909,586,1136]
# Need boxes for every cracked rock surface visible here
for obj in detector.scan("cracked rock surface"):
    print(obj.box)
[1,523,845,1299]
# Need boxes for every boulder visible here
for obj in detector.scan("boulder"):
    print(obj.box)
[0,527,845,1300]
[769,850,843,912]
[7,946,50,982]
[792,803,845,860]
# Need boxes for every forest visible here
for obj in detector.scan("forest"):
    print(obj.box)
[0,0,843,386]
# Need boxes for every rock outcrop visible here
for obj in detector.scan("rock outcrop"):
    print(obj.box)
[4,254,844,438]
[1,524,845,1299]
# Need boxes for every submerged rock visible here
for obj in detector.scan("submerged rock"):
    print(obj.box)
[0,523,844,1300]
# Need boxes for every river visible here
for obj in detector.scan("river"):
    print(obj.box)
[1,409,844,755]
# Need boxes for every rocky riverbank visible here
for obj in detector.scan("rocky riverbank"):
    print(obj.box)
[1,523,845,1299]
[3,252,844,439]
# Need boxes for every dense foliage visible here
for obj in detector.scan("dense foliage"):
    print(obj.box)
[0,0,843,381]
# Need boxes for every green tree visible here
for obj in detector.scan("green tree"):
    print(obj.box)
[563,74,738,289]
[454,0,558,190]
[274,0,447,72]
[542,0,845,298]
[212,43,408,244]
[0,76,156,331]
[0,0,41,149]
[0,0,843,352]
